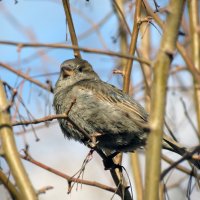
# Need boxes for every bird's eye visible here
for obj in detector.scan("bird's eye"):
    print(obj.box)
[77,65,84,72]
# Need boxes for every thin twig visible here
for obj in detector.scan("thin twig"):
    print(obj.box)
[144,0,200,84]
[153,0,160,13]
[20,153,118,195]
[12,114,68,126]
[15,121,57,136]
[13,98,76,126]
[180,97,199,136]
[0,62,52,92]
[162,154,200,179]
[37,186,54,195]
[113,0,131,35]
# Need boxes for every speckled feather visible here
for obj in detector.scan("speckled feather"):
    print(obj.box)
[53,58,149,152]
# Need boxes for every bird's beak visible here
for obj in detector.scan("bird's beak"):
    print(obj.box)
[62,68,75,78]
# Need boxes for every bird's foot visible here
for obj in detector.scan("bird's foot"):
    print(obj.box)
[88,132,101,148]
[103,152,122,171]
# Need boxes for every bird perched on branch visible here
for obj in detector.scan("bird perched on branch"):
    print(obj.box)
[53,58,200,169]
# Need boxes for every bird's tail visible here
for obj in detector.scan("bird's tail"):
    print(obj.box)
[162,135,200,169]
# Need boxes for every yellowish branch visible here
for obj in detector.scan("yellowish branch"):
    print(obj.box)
[0,170,21,200]
[144,1,186,200]
[123,0,142,92]
[117,1,144,199]
[188,0,200,140]
[62,0,81,58]
[0,81,37,200]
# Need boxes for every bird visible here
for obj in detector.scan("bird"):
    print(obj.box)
[53,58,200,168]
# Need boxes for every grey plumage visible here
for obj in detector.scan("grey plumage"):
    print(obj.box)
[53,58,149,152]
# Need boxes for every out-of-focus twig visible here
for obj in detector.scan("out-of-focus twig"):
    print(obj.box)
[161,146,200,180]
[0,81,38,200]
[180,97,199,136]
[139,5,152,111]
[73,6,110,49]
[144,0,200,84]
[37,186,54,195]
[0,62,52,92]
[144,1,186,200]
[0,41,151,66]
[15,121,57,136]
[162,154,200,180]
[113,0,131,35]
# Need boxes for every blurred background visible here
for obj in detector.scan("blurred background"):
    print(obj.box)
[0,0,199,199]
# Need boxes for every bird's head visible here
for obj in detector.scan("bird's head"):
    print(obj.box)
[54,58,99,94]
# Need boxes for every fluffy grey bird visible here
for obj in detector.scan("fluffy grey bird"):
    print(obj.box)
[53,58,200,168]
[53,58,148,152]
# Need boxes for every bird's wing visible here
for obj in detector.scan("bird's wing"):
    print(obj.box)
[74,79,148,124]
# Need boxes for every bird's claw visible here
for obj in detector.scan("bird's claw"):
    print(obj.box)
[89,132,101,148]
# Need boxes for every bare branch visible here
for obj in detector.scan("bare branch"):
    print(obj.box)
[12,114,67,126]
[0,81,38,199]
[161,146,200,180]
[20,153,118,195]
[0,41,151,66]
[144,1,186,200]
[62,0,81,58]
[0,170,22,200]
[0,62,52,93]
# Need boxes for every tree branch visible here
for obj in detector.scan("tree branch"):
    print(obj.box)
[12,114,67,126]
[0,62,52,93]
[20,153,118,195]
[0,170,22,200]
[0,81,38,200]
[62,0,81,58]
[144,1,186,200]
[0,41,151,66]
[188,0,200,140]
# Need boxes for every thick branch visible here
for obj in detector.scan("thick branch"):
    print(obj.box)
[188,0,200,140]
[0,81,38,200]
[0,170,21,200]
[144,1,186,200]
